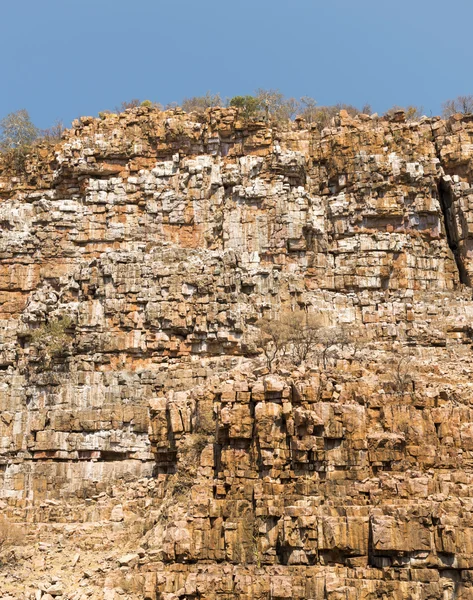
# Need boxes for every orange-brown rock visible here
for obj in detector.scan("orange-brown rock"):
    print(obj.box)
[1,107,473,598]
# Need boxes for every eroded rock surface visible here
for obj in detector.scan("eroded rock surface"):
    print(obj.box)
[1,107,473,598]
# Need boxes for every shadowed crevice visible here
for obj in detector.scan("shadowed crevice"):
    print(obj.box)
[437,178,470,286]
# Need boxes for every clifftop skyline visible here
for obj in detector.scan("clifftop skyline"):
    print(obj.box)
[2,0,471,129]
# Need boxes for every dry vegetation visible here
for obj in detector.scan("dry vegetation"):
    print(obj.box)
[2,92,472,177]
[26,315,75,363]
[0,109,64,174]
[442,95,473,118]
[256,310,362,371]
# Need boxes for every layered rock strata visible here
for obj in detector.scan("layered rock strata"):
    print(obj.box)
[1,107,473,598]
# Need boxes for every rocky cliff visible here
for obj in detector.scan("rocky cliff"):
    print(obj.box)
[1,106,473,599]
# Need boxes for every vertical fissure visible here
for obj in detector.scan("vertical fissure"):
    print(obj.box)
[437,178,470,286]
[430,122,470,287]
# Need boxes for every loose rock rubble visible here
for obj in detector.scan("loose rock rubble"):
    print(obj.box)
[1,106,473,598]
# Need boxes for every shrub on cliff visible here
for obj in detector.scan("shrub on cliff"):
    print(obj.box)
[28,315,75,363]
[301,103,344,129]
[182,92,223,114]
[389,352,415,397]
[0,109,64,174]
[442,95,473,117]
[116,98,141,112]
[297,100,372,129]
[140,99,158,108]
[298,96,319,124]
[229,95,262,119]
[256,310,358,371]
[120,99,161,110]
[40,120,64,143]
[230,89,303,123]
[256,312,295,370]
[231,90,305,124]
[384,105,424,121]
[178,89,374,127]
[254,88,299,122]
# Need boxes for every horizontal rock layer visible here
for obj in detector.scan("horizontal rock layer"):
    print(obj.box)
[1,107,473,598]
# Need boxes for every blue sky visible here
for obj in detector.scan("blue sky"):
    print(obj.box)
[2,0,472,129]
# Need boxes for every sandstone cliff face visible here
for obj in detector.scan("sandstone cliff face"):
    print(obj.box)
[1,107,473,598]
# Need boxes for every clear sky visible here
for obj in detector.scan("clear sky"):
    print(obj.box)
[2,0,472,129]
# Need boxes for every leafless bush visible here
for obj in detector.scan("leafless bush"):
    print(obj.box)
[231,89,303,123]
[307,105,340,129]
[384,105,424,121]
[287,312,324,363]
[116,98,141,112]
[317,325,351,368]
[442,95,473,117]
[176,90,375,128]
[391,354,414,396]
[182,92,222,114]
[40,120,65,143]
[255,88,299,122]
[298,96,318,124]
[256,311,363,371]
[298,102,371,129]
[256,312,295,370]
[110,99,161,115]
[380,349,415,396]
[346,325,370,362]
